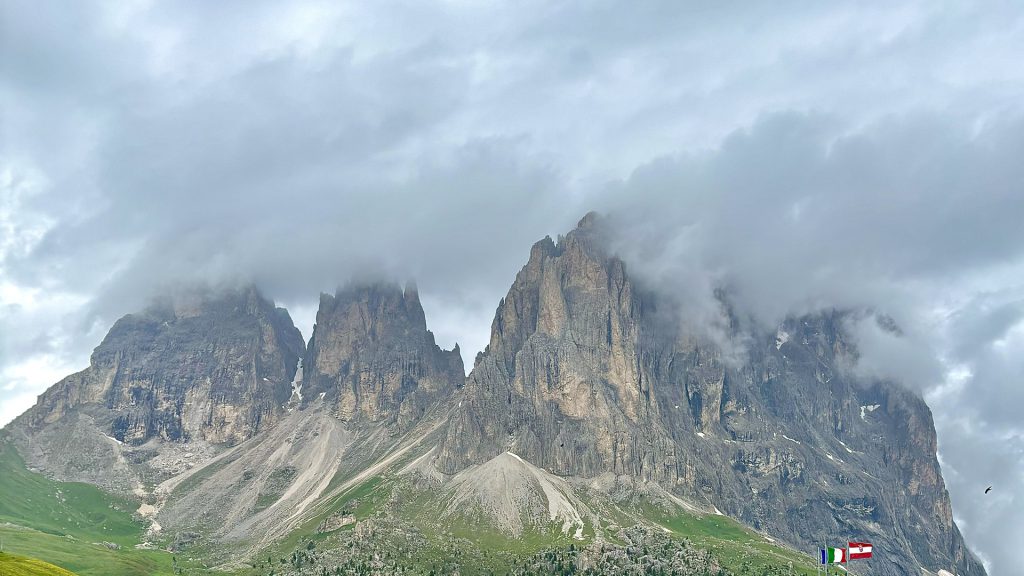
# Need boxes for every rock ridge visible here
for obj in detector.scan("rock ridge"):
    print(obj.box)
[436,213,985,576]
[301,281,465,430]
[12,285,304,447]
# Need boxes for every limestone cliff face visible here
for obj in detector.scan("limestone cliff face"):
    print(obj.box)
[302,282,464,429]
[438,214,984,576]
[438,214,653,478]
[12,286,304,447]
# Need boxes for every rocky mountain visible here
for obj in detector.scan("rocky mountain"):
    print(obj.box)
[302,282,465,428]
[0,215,984,576]
[437,213,983,576]
[6,285,305,490]
[147,283,463,559]
[3,282,465,563]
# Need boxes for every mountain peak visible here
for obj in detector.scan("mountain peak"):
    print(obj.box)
[577,210,601,229]
[5,285,304,492]
[302,281,464,426]
[437,219,984,576]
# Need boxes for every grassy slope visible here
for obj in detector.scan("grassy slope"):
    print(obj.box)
[638,501,822,576]
[0,528,178,576]
[399,479,825,575]
[0,442,140,546]
[0,551,79,576]
[241,472,824,576]
[0,440,195,576]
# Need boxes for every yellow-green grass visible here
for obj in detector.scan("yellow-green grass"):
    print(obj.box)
[0,527,183,576]
[0,550,79,576]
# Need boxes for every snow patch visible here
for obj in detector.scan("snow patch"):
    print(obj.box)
[781,434,801,445]
[859,469,879,480]
[824,452,845,464]
[103,433,124,446]
[696,432,706,438]
[775,329,790,350]
[288,358,304,406]
[860,404,880,420]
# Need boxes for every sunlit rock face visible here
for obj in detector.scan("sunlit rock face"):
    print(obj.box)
[302,282,464,430]
[438,213,984,576]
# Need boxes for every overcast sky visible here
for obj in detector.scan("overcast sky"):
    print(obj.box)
[2,1,1022,573]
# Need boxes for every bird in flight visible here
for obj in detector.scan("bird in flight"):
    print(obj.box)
[985,486,992,494]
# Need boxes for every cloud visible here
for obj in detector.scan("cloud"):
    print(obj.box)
[600,112,1024,326]
[2,1,1024,572]
[592,113,1024,571]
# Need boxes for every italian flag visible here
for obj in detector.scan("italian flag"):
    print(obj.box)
[820,547,847,564]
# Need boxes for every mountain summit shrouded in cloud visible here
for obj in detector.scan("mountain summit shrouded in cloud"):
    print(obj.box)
[4,218,987,575]
[2,1,1023,573]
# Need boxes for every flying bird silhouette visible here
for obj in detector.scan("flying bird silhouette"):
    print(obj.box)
[985,486,992,494]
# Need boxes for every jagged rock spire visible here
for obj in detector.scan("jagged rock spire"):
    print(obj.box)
[302,281,464,427]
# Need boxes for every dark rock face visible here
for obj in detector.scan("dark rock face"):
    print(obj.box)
[12,286,304,446]
[438,214,984,576]
[302,282,464,429]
